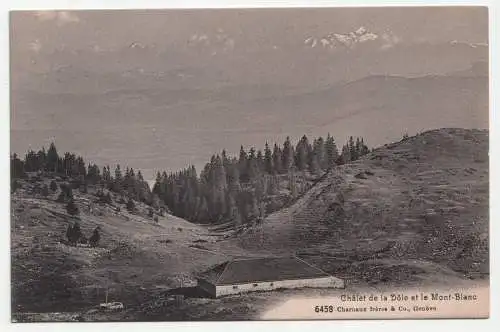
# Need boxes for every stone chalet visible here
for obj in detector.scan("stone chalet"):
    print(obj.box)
[196,256,344,298]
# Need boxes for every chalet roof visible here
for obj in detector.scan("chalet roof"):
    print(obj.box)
[197,256,331,285]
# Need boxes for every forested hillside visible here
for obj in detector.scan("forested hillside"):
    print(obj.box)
[11,143,153,206]
[152,134,370,225]
[234,128,489,281]
[11,133,370,227]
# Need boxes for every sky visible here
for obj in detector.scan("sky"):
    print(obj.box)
[9,7,489,182]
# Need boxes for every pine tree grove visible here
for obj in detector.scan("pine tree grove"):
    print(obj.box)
[11,136,370,226]
[153,133,370,226]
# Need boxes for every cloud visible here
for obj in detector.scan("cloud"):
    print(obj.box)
[34,11,80,26]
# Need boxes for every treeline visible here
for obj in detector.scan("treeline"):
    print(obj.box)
[11,143,152,204]
[153,134,370,225]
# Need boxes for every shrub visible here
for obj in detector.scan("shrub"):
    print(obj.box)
[354,172,367,179]
[126,199,135,212]
[41,184,50,197]
[66,199,80,216]
[79,235,88,245]
[66,222,83,245]
[105,192,112,203]
[57,183,73,203]
[69,180,81,189]
[98,192,112,204]
[11,179,20,193]
[89,227,101,247]
[80,183,88,194]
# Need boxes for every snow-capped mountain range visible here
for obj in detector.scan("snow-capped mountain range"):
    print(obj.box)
[181,25,486,57]
[185,26,400,53]
[304,26,398,50]
[187,29,235,55]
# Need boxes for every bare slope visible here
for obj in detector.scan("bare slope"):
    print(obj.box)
[234,128,489,282]
[10,183,248,313]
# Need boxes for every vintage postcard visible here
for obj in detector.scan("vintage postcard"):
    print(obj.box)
[9,6,489,322]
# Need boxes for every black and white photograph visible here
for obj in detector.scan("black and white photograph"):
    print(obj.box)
[9,5,489,322]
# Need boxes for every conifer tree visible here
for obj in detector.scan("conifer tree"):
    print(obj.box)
[89,227,101,248]
[249,192,259,220]
[312,137,325,171]
[254,176,267,201]
[66,224,72,243]
[340,144,351,164]
[10,153,25,179]
[221,149,230,169]
[272,143,283,174]
[256,149,264,173]
[267,174,280,195]
[360,138,370,156]
[47,142,59,173]
[325,134,339,169]
[197,196,209,222]
[264,142,273,174]
[67,222,82,245]
[238,146,249,182]
[247,147,259,180]
[289,167,298,199]
[75,156,87,179]
[295,135,310,171]
[349,136,358,161]
[50,180,58,192]
[227,164,241,193]
[113,165,123,192]
[308,152,321,175]
[226,191,239,222]
[102,165,112,183]
[282,136,294,171]
[355,137,362,160]
[87,164,101,184]
[37,148,47,172]
[214,155,227,192]
[152,171,163,196]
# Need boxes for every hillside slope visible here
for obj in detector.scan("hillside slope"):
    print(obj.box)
[11,128,489,321]
[10,182,248,314]
[234,128,489,283]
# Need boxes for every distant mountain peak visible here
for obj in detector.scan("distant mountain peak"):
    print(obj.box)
[187,30,235,54]
[450,40,488,49]
[304,26,379,50]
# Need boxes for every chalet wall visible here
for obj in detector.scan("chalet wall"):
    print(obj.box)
[197,278,217,298]
[214,276,344,297]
